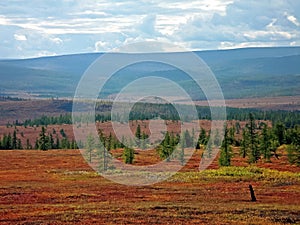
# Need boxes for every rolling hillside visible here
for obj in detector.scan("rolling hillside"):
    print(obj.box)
[0,47,300,99]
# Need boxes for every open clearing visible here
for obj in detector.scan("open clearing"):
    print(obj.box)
[0,150,299,224]
[193,96,300,111]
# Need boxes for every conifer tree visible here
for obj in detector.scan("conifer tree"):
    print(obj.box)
[12,130,17,149]
[85,134,95,163]
[248,113,260,163]
[123,146,134,164]
[135,124,142,147]
[38,126,49,151]
[259,123,271,162]
[240,129,249,158]
[219,126,232,166]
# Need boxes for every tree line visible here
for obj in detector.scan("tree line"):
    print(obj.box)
[0,127,78,150]
[6,103,300,128]
[216,113,300,166]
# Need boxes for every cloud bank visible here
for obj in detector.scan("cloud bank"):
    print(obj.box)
[0,0,299,58]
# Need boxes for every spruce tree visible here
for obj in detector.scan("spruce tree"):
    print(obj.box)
[38,126,49,151]
[219,126,232,166]
[259,123,271,162]
[135,124,142,147]
[197,128,207,149]
[240,129,249,158]
[12,130,17,149]
[123,146,134,164]
[85,134,95,163]
[248,113,260,163]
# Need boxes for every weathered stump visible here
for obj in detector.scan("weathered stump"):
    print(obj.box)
[249,184,257,202]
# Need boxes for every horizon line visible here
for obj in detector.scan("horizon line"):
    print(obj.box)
[1,45,300,61]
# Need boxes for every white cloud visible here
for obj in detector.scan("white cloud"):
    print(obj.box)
[50,37,63,44]
[287,15,300,27]
[14,34,27,41]
[0,0,300,58]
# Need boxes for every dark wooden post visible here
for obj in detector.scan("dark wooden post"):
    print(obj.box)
[249,184,257,202]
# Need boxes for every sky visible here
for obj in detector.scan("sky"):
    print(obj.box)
[0,0,300,58]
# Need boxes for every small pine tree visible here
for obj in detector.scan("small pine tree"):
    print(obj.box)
[248,113,260,163]
[38,126,49,151]
[85,134,95,163]
[49,134,54,149]
[135,124,142,147]
[259,123,271,162]
[240,129,249,158]
[123,146,134,164]
[219,126,232,166]
[12,130,17,149]
[17,139,22,150]
[26,139,32,150]
[179,134,185,166]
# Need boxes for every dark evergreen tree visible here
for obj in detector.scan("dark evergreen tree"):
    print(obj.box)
[26,139,32,150]
[38,126,49,151]
[274,123,285,145]
[248,113,260,163]
[259,123,271,162]
[123,146,134,164]
[12,130,17,149]
[17,139,22,150]
[219,126,232,166]
[240,129,249,158]
[135,124,142,147]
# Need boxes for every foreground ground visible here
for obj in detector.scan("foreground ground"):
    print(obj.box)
[0,150,299,224]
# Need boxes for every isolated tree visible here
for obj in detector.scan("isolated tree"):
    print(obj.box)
[60,128,67,138]
[179,134,186,165]
[141,132,149,150]
[248,113,260,163]
[135,124,142,147]
[219,126,232,166]
[17,139,22,150]
[38,126,49,151]
[61,138,70,149]
[274,122,285,145]
[12,130,17,149]
[85,134,95,163]
[156,131,174,161]
[96,138,108,172]
[259,123,271,162]
[49,134,54,149]
[55,137,60,149]
[26,139,32,150]
[196,128,207,149]
[240,129,249,158]
[123,146,134,164]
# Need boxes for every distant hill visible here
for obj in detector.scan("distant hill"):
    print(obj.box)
[0,47,299,99]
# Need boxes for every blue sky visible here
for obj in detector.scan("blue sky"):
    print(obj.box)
[0,0,300,58]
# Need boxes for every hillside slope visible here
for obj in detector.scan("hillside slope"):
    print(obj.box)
[0,47,299,99]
